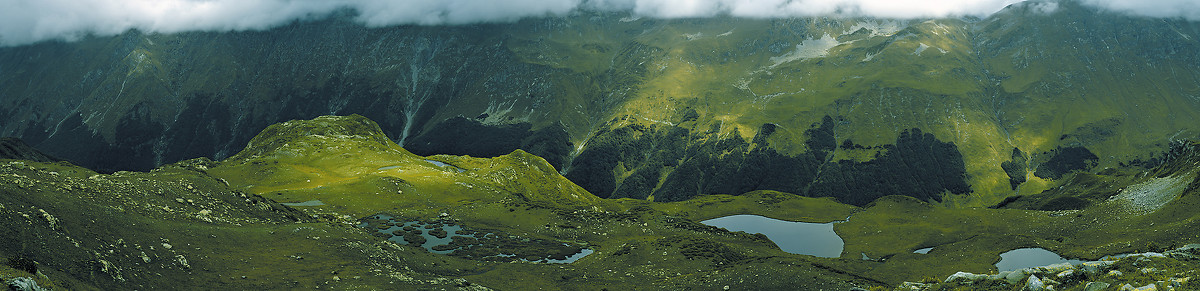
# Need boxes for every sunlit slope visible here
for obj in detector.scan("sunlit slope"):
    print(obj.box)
[205,115,886,290]
[5,115,1200,290]
[551,16,1010,204]
[0,157,473,290]
[554,3,1200,206]
[210,115,614,219]
[979,1,1200,169]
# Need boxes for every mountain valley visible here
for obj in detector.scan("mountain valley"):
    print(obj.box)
[3,0,1200,290]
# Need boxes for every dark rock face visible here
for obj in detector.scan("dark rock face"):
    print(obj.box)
[15,113,149,173]
[805,128,971,206]
[0,138,59,163]
[405,117,573,170]
[567,116,971,206]
[565,122,691,200]
[5,256,38,274]
[1001,147,1028,190]
[1035,146,1100,180]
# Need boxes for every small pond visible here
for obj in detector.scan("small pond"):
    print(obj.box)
[995,248,1083,271]
[376,161,464,173]
[700,214,843,258]
[280,200,325,206]
[424,159,465,172]
[358,214,591,263]
[913,247,933,254]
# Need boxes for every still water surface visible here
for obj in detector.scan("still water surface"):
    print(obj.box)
[700,215,843,258]
[995,248,1083,271]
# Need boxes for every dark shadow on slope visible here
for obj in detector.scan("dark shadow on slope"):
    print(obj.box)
[1034,146,1099,180]
[0,137,61,163]
[404,117,573,171]
[567,116,971,206]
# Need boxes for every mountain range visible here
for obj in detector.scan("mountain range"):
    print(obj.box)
[3,1,1200,208]
[4,1,1200,289]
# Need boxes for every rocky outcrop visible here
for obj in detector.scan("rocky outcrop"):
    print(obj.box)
[5,277,46,291]
[899,244,1200,291]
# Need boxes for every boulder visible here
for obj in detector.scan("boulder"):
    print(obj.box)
[1083,282,1111,291]
[1006,270,1029,284]
[5,277,46,291]
[1025,275,1046,291]
[944,271,988,284]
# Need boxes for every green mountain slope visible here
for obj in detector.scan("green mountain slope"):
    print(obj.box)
[2,1,1199,206]
[1,116,887,290]
[4,115,1200,290]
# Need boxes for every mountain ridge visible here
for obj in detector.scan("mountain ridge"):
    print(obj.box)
[2,0,1199,206]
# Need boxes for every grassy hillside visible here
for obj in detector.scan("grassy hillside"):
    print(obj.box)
[5,115,1200,290]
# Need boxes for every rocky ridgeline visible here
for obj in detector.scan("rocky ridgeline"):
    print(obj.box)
[899,244,1200,291]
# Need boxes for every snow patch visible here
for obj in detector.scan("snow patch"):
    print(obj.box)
[914,43,930,55]
[862,52,877,62]
[769,34,841,67]
[845,20,906,37]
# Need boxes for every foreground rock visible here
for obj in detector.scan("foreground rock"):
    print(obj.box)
[899,244,1200,291]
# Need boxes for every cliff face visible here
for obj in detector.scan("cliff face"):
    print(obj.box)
[0,138,59,163]
[2,1,1200,206]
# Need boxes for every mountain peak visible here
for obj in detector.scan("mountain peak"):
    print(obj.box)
[227,114,405,162]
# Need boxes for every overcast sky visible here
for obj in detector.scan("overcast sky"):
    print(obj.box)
[0,0,1197,47]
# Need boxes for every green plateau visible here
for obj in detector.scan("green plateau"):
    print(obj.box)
[2,114,1199,290]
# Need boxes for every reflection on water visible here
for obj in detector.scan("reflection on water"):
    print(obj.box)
[545,249,594,263]
[376,161,465,173]
[280,200,325,206]
[359,214,591,263]
[424,159,465,172]
[995,248,1083,271]
[700,215,843,258]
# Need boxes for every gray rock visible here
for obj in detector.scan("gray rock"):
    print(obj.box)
[1119,283,1158,291]
[944,271,988,284]
[1007,270,1029,284]
[1025,275,1046,291]
[1056,269,1076,279]
[1167,244,1200,259]
[1083,282,1111,291]
[6,277,46,291]
[1079,261,1111,276]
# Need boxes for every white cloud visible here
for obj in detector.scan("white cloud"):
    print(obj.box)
[1080,0,1200,19]
[0,0,1196,47]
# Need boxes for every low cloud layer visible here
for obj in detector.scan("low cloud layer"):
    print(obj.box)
[1081,0,1200,19]
[0,0,1195,47]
